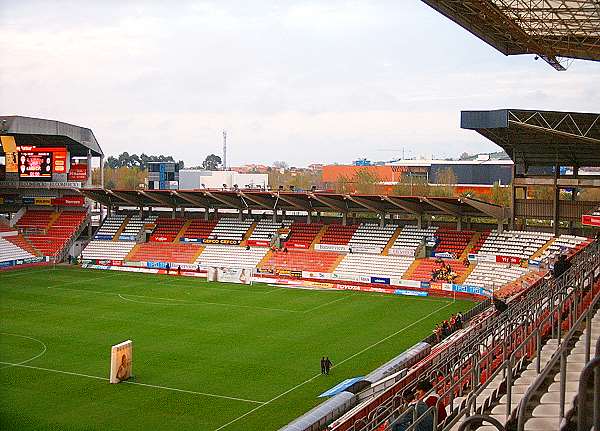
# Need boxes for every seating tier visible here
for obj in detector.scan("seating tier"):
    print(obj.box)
[195,245,268,268]
[127,243,202,264]
[81,240,136,261]
[347,223,397,252]
[319,224,358,245]
[0,237,36,263]
[390,225,438,255]
[210,218,253,241]
[434,228,475,257]
[182,220,217,240]
[334,254,413,279]
[464,261,529,291]
[260,249,340,272]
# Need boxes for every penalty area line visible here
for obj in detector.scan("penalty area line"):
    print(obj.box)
[0,361,265,404]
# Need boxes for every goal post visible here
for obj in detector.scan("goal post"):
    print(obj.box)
[110,340,133,383]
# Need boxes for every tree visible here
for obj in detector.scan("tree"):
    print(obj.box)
[273,161,289,170]
[202,154,222,171]
[459,152,471,160]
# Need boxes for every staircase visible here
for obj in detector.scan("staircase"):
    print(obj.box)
[530,238,556,260]
[459,231,482,261]
[112,215,130,241]
[46,211,61,230]
[455,262,475,284]
[329,253,346,273]
[124,243,141,261]
[240,221,258,246]
[256,250,274,270]
[309,225,328,250]
[173,219,193,243]
[402,259,422,280]
[382,226,402,255]
[192,246,205,263]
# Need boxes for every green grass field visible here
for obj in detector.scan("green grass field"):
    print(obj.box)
[0,266,472,431]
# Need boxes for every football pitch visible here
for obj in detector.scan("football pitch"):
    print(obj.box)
[0,266,472,431]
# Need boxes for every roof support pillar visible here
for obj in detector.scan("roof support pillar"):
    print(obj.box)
[511,162,516,231]
[456,217,462,231]
[204,207,210,221]
[87,150,92,188]
[417,214,423,230]
[307,212,312,224]
[172,207,176,219]
[100,155,104,188]
[553,164,560,236]
[379,212,386,228]
[497,219,504,234]
[272,210,278,223]
[238,208,243,220]
[342,212,347,226]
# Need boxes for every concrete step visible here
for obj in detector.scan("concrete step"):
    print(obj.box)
[548,381,579,392]
[540,391,576,404]
[514,376,539,386]
[553,371,581,381]
[532,403,561,418]
[525,417,562,430]
[565,353,590,363]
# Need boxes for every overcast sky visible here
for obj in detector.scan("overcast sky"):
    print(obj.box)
[2,1,599,167]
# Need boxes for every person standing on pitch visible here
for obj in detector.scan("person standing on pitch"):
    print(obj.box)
[325,357,333,375]
[320,357,326,375]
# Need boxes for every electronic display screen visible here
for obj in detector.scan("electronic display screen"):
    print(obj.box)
[19,152,53,179]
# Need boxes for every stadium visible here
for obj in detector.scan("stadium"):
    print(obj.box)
[1,2,600,431]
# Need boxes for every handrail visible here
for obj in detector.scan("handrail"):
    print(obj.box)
[457,414,505,431]
[515,282,600,430]
[576,356,600,431]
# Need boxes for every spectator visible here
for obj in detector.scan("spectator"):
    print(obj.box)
[552,254,571,278]
[392,389,433,431]
[415,379,447,423]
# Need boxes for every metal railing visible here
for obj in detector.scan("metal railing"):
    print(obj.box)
[346,240,600,431]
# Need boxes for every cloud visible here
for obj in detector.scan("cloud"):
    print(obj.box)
[1,0,598,166]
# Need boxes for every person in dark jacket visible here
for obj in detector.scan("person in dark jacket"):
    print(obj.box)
[415,379,447,423]
[392,389,433,431]
[553,254,571,278]
[320,357,326,375]
[324,357,332,375]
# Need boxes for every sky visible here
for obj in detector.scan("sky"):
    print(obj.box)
[1,1,599,167]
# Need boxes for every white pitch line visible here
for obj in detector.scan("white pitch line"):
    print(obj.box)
[0,333,47,370]
[117,294,193,306]
[214,300,454,431]
[302,294,354,313]
[49,286,302,313]
[0,361,265,404]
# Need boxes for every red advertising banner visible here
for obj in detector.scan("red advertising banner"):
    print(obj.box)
[496,255,523,265]
[285,241,310,249]
[151,235,172,242]
[581,214,600,227]
[68,163,88,181]
[247,239,270,247]
[52,196,85,206]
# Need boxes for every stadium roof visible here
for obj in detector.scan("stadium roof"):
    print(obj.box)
[422,0,600,70]
[78,188,509,220]
[0,115,102,157]
[461,109,600,167]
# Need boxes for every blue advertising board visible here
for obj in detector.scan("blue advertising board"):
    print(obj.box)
[371,277,390,285]
[319,377,364,397]
[394,289,428,297]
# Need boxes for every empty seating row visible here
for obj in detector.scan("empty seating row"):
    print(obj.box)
[95,214,126,239]
[259,249,340,273]
[334,253,413,279]
[16,210,54,229]
[150,218,186,242]
[195,245,268,268]
[319,224,359,245]
[463,261,529,291]
[347,223,397,252]
[182,219,217,240]
[287,222,323,246]
[25,211,87,256]
[248,219,292,242]
[434,228,475,257]
[120,214,157,240]
[127,243,202,264]
[210,218,253,241]
[390,225,438,254]
[0,237,37,263]
[538,234,588,261]
[477,230,553,259]
[81,240,136,261]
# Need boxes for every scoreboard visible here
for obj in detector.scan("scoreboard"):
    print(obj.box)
[19,151,53,179]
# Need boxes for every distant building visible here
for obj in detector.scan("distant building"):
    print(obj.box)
[148,161,179,190]
[179,170,268,190]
